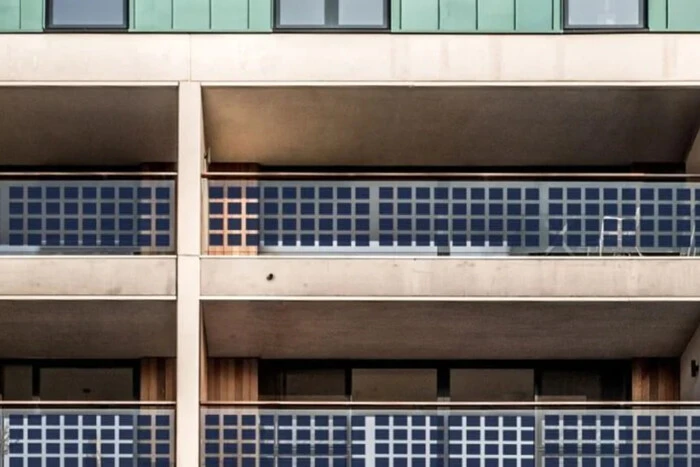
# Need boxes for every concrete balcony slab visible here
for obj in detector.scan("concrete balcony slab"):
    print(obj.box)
[0,256,176,298]
[201,257,700,300]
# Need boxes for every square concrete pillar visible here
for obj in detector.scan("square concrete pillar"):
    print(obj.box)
[177,81,203,467]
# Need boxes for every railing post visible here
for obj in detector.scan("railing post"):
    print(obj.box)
[0,183,8,248]
[534,408,543,467]
[368,183,380,249]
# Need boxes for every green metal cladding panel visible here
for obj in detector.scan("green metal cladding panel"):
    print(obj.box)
[393,0,561,32]
[0,0,42,31]
[129,0,271,31]
[649,0,700,31]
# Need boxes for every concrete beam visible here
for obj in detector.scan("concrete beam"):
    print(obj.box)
[4,34,700,83]
[0,257,176,297]
[201,257,700,299]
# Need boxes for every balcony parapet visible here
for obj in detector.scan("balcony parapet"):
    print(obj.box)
[205,174,700,258]
[202,402,700,467]
[0,173,176,255]
[0,401,174,466]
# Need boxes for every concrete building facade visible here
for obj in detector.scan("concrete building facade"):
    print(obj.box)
[2,1,700,466]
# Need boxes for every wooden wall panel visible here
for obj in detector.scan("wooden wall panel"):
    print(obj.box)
[207,358,259,401]
[201,319,209,402]
[632,358,679,401]
[140,358,176,401]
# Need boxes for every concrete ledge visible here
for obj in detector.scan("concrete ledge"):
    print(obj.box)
[0,256,176,297]
[0,35,189,82]
[201,257,700,299]
[3,34,700,83]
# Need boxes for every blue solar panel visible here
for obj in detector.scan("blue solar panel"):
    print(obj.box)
[204,181,700,255]
[4,411,172,466]
[3,182,173,252]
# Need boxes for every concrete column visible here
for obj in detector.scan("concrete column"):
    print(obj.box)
[686,128,700,174]
[177,81,203,467]
[681,325,700,400]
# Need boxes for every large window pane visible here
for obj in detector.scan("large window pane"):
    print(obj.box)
[352,369,437,401]
[48,0,127,28]
[39,368,134,401]
[450,369,534,402]
[278,0,326,27]
[277,0,388,29]
[539,366,629,401]
[539,370,601,401]
[1,366,33,400]
[259,366,347,401]
[338,0,385,27]
[566,0,643,28]
[284,369,346,401]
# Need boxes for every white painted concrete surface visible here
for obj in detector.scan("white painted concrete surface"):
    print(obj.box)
[0,256,176,297]
[176,82,203,467]
[3,34,700,83]
[201,257,700,299]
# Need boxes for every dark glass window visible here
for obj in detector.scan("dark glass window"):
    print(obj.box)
[276,0,388,30]
[260,360,631,402]
[539,363,630,401]
[352,369,437,401]
[46,0,128,29]
[259,364,348,401]
[450,369,534,402]
[565,0,645,29]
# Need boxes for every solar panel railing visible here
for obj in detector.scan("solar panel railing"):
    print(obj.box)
[206,180,700,256]
[202,403,700,467]
[0,178,175,255]
[0,402,174,467]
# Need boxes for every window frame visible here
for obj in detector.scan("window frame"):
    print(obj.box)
[563,0,647,31]
[274,0,390,31]
[45,0,129,31]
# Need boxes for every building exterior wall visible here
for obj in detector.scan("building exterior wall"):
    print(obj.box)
[7,34,700,83]
[4,0,700,462]
[6,0,700,33]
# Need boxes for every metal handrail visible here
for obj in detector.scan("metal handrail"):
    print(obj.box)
[0,172,177,179]
[203,171,700,181]
[202,400,700,409]
[0,401,176,408]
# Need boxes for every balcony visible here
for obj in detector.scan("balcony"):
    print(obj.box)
[202,403,700,467]
[205,178,699,257]
[0,176,177,297]
[0,403,174,466]
[201,177,700,299]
